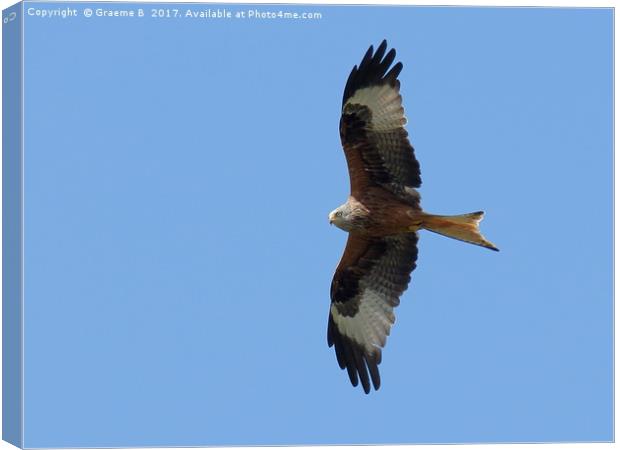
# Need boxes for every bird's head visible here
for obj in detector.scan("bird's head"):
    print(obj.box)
[329,204,353,231]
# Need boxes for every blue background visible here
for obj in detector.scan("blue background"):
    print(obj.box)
[21,3,612,447]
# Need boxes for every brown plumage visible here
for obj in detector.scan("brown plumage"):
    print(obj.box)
[327,40,498,394]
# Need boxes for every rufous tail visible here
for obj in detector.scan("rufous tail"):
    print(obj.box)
[417,211,499,251]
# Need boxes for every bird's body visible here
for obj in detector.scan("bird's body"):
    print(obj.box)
[327,40,498,394]
[331,190,420,235]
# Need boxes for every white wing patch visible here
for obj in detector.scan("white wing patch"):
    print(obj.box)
[330,288,396,355]
[345,84,406,132]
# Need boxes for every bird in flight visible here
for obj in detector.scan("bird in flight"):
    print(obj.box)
[327,40,498,394]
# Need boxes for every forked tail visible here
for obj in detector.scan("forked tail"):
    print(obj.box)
[418,211,499,251]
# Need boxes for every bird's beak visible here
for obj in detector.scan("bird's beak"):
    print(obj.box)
[328,213,335,225]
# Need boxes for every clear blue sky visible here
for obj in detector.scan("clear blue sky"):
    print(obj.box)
[20,3,612,447]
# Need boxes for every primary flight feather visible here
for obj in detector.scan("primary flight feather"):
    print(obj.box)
[328,40,498,394]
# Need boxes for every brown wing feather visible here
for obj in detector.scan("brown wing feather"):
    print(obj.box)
[339,40,421,207]
[328,233,419,393]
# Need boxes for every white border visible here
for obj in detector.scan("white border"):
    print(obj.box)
[0,1,615,450]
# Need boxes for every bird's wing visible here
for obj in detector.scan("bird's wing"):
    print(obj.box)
[328,232,419,393]
[340,40,421,207]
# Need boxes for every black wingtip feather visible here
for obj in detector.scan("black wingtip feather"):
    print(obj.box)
[379,49,397,76]
[367,353,381,391]
[345,350,359,387]
[352,347,371,394]
[327,313,382,394]
[359,44,375,70]
[373,40,388,65]
[384,61,403,84]
[342,40,402,107]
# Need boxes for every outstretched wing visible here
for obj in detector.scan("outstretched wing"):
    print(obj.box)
[328,232,418,393]
[340,40,421,207]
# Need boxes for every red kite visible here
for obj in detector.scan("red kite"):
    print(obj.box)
[328,40,498,394]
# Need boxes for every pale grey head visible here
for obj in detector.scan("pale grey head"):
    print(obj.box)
[328,202,356,232]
